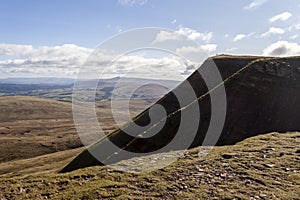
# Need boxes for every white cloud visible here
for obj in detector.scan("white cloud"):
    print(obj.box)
[200,44,217,53]
[233,32,255,42]
[0,44,93,77]
[288,23,300,31]
[176,44,218,55]
[174,45,216,65]
[225,47,238,52]
[269,12,292,23]
[152,31,181,43]
[153,27,213,43]
[0,44,34,58]
[289,34,298,40]
[294,24,300,30]
[261,27,285,37]
[171,19,177,24]
[0,43,92,61]
[104,54,186,80]
[118,0,147,6]
[243,0,267,10]
[263,41,300,56]
[233,34,246,42]
[176,44,217,55]
[176,27,213,41]
[0,43,194,80]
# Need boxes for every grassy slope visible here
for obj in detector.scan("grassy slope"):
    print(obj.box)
[0,132,299,199]
[0,96,153,163]
[0,96,78,162]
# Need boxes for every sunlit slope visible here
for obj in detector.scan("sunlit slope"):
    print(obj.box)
[0,132,299,199]
[0,96,153,162]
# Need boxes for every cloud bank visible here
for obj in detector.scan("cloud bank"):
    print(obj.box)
[261,27,285,38]
[153,27,213,43]
[243,0,268,10]
[263,41,300,56]
[118,0,147,6]
[233,34,246,42]
[0,43,197,80]
[269,12,292,23]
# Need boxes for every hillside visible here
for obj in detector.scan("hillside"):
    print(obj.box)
[0,96,77,162]
[0,132,299,199]
[0,56,299,199]
[0,96,152,162]
[0,96,73,122]
[61,56,300,172]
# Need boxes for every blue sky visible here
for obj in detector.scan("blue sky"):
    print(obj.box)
[0,0,300,78]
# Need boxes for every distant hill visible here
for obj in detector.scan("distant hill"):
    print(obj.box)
[61,55,300,172]
[0,77,178,87]
[0,77,179,102]
[0,96,73,122]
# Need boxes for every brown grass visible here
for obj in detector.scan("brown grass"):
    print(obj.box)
[0,96,153,163]
[0,132,299,199]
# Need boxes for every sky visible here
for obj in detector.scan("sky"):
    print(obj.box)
[0,0,299,79]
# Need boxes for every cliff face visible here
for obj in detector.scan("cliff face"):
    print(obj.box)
[208,56,300,145]
[60,56,300,173]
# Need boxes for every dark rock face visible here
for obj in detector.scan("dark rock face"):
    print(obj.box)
[60,56,300,173]
[211,56,300,145]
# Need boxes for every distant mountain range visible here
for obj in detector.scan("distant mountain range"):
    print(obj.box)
[0,77,180,102]
[0,77,179,86]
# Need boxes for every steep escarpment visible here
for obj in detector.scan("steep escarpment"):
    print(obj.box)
[215,56,300,144]
[61,56,300,172]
